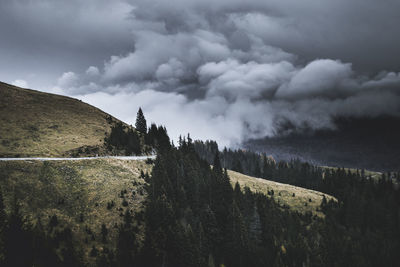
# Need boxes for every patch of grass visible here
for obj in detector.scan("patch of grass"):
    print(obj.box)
[227,170,336,217]
[0,158,152,265]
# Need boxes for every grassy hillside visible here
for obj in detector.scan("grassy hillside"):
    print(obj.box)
[0,81,124,157]
[228,170,336,217]
[0,158,153,265]
[0,158,334,241]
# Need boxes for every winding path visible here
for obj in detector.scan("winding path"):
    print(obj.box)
[0,155,157,161]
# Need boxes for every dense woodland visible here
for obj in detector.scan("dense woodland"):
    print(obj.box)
[195,140,400,266]
[1,111,400,266]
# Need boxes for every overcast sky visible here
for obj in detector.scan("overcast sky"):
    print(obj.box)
[1,0,400,147]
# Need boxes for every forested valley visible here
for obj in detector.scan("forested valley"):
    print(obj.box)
[1,128,400,266]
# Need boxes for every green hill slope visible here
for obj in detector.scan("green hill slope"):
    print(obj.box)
[0,81,123,157]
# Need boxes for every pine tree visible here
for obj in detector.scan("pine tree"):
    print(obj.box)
[0,189,5,230]
[4,195,33,266]
[213,152,222,176]
[116,210,138,266]
[0,189,5,264]
[135,108,147,134]
[248,205,262,245]
[101,224,108,243]
[232,158,243,173]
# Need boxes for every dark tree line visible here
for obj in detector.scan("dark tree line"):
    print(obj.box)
[194,140,400,190]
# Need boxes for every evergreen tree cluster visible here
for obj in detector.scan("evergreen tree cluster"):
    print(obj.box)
[104,121,142,155]
[317,169,400,266]
[134,136,322,267]
[144,123,170,151]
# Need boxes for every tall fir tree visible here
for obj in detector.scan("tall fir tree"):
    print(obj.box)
[213,152,222,176]
[135,108,147,134]
[0,189,5,264]
[4,195,33,266]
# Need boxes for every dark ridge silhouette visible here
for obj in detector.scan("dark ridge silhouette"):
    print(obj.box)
[246,116,400,172]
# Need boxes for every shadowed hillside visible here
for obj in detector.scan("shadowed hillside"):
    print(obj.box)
[0,158,153,265]
[0,81,123,157]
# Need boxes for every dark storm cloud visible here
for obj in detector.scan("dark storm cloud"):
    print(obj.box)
[1,0,400,146]
[0,0,135,87]
[129,0,400,73]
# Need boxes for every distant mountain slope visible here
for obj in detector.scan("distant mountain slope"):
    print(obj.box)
[246,116,400,172]
[0,81,123,157]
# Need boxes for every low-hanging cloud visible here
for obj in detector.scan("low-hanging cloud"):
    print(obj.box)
[62,57,400,147]
[3,0,400,147]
